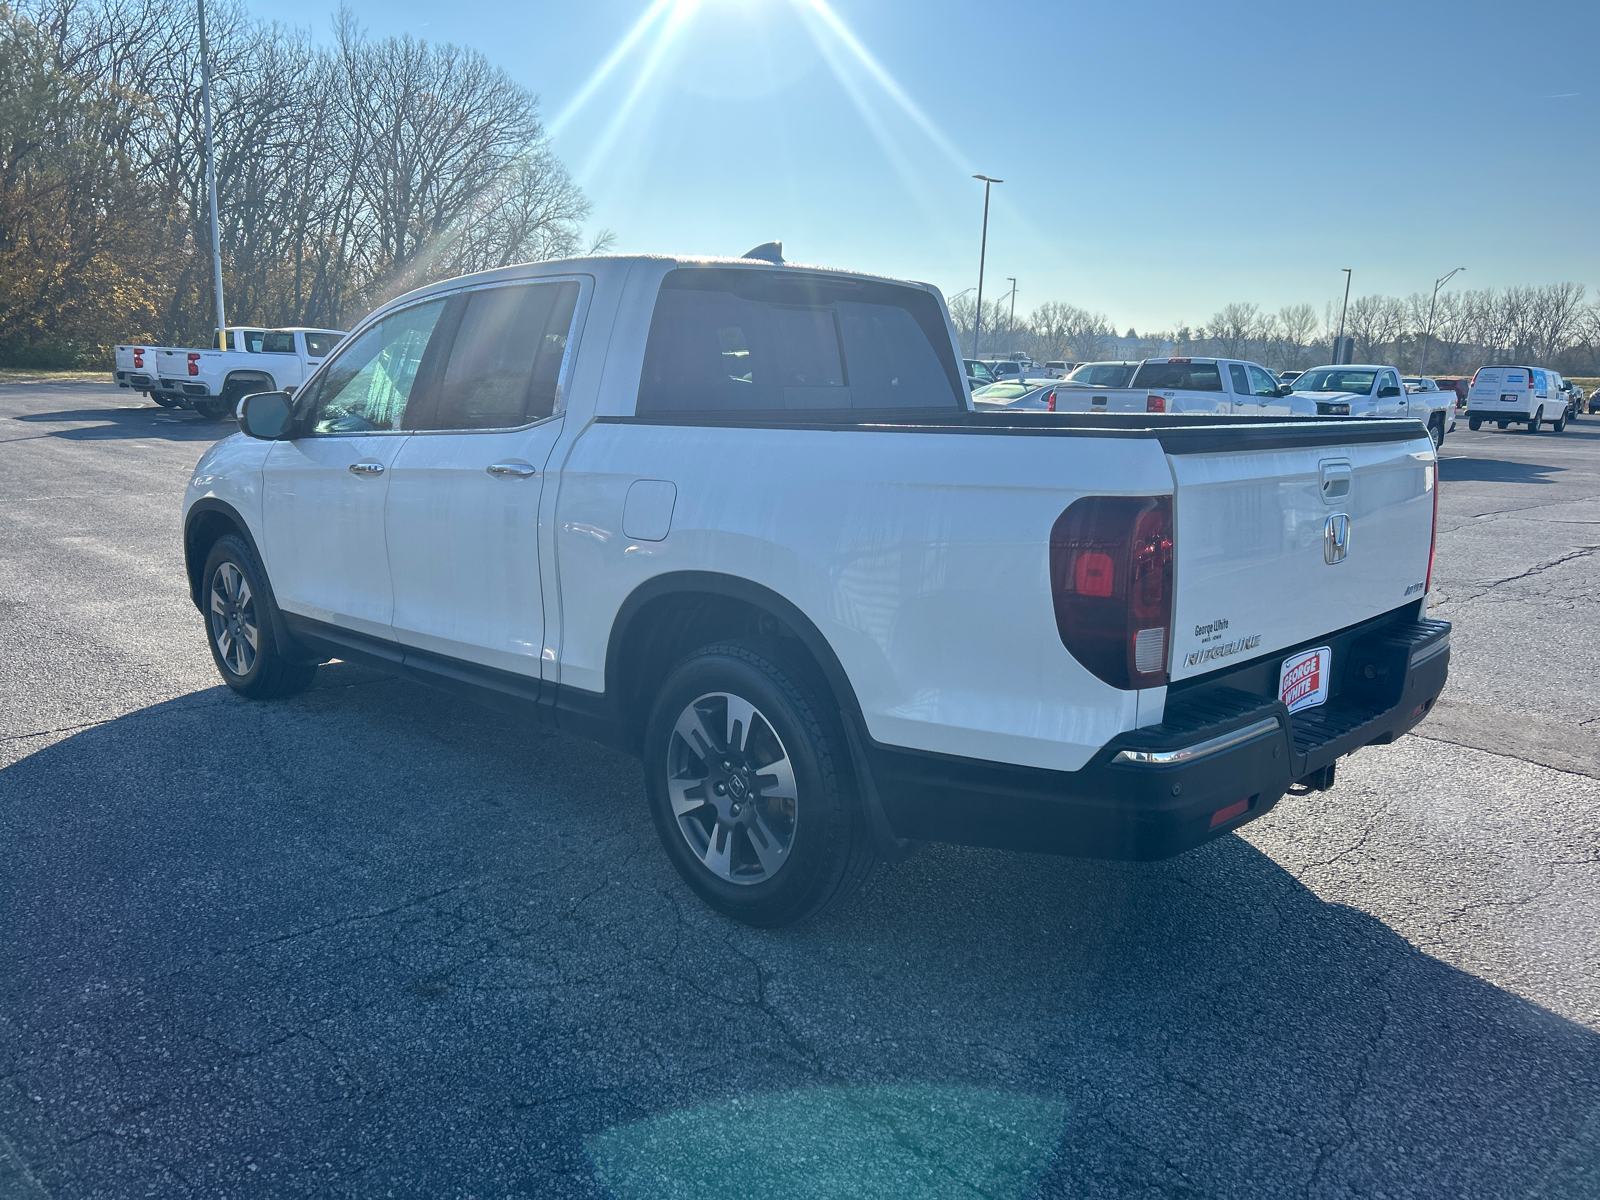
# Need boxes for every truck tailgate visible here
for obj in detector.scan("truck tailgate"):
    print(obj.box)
[1052,388,1150,414]
[1167,425,1435,683]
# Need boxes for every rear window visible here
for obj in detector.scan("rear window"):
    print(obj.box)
[1066,363,1136,387]
[1129,361,1224,392]
[637,269,963,413]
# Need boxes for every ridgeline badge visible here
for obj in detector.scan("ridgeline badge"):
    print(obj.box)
[1185,633,1262,668]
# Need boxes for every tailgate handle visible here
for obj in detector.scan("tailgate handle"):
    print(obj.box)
[1320,460,1351,503]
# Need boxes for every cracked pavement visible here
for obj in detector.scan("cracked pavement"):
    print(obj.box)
[2,385,1598,1198]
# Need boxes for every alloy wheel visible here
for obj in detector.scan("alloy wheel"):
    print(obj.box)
[209,561,259,676]
[665,691,798,885]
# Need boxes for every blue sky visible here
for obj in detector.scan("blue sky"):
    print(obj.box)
[268,0,1598,332]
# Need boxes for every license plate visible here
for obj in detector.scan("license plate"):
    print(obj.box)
[1501,394,1518,402]
[1279,646,1332,713]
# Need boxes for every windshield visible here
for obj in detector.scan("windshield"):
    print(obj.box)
[1292,368,1377,393]
[1065,363,1136,388]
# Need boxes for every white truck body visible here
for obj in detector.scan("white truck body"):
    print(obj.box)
[1290,364,1454,446]
[181,253,1449,918]
[1050,357,1317,417]
[145,328,343,415]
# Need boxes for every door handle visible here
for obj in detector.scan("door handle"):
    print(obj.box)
[348,460,384,476]
[486,461,537,479]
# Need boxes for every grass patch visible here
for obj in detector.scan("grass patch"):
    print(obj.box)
[0,368,110,384]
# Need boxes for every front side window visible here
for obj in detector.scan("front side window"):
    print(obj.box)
[636,269,964,414]
[1247,365,1279,396]
[425,282,580,430]
[306,300,446,434]
[261,332,295,354]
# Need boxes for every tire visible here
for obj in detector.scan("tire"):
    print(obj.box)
[1525,408,1541,434]
[1468,416,1481,431]
[151,394,180,408]
[1552,409,1567,433]
[1428,415,1444,449]
[1497,421,1509,430]
[643,640,876,927]
[193,397,229,419]
[201,533,318,699]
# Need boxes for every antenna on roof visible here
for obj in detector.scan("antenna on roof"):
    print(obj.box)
[741,241,784,264]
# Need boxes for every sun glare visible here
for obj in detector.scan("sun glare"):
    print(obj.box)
[553,0,972,195]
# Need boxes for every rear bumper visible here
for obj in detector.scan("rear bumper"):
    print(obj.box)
[1466,407,1533,421]
[864,614,1450,861]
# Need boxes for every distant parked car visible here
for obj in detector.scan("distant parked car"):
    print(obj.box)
[964,359,997,390]
[990,360,1025,381]
[970,381,1057,410]
[1279,370,1303,385]
[1433,377,1470,406]
[1041,361,1076,378]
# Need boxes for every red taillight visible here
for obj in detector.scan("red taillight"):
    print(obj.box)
[1049,495,1174,690]
[132,349,144,367]
[1046,390,1056,412]
[1425,468,1438,595]
[187,352,200,377]
[1146,394,1166,413]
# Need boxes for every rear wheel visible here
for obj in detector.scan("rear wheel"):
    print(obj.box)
[1428,415,1444,449]
[194,397,228,419]
[1497,421,1509,430]
[643,640,876,926]
[1467,416,1481,431]
[151,393,180,408]
[1525,408,1541,434]
[1552,409,1567,433]
[202,534,318,699]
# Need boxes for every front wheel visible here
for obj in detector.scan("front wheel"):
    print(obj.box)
[202,534,318,699]
[643,641,876,926]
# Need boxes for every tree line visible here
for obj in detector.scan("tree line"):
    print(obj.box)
[0,0,606,366]
[951,283,1600,376]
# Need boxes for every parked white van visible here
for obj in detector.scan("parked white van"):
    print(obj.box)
[1465,366,1570,433]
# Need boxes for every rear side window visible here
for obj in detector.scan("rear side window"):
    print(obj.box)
[261,332,295,354]
[1132,361,1224,391]
[425,282,580,430]
[636,269,964,414]
[303,332,341,358]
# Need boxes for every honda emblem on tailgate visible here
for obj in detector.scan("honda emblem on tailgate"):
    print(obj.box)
[1324,514,1349,564]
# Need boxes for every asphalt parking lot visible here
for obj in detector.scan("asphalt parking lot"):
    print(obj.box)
[2,384,1598,1199]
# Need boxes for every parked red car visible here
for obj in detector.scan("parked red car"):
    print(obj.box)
[1434,377,1470,406]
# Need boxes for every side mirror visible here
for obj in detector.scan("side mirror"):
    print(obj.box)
[1378,385,1401,398]
[1275,386,1291,397]
[238,390,294,439]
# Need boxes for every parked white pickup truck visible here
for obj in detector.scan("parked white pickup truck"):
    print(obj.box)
[1289,365,1453,447]
[139,328,343,417]
[114,332,261,401]
[1052,357,1316,417]
[181,251,1450,925]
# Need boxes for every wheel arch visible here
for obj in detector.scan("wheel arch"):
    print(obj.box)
[222,370,276,397]
[603,572,864,753]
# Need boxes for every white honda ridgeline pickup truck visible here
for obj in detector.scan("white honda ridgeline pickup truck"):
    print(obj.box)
[182,251,1451,926]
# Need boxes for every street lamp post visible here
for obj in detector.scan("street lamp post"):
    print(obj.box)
[1335,268,1353,364]
[197,0,226,349]
[971,175,1002,359]
[1417,267,1465,377]
[1006,277,1018,350]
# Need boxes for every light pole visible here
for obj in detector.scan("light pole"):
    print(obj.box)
[1417,266,1464,377]
[1334,268,1353,364]
[971,175,1002,358]
[1006,277,1018,349]
[197,0,226,349]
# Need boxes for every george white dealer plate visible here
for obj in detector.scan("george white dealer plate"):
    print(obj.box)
[1279,646,1332,714]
